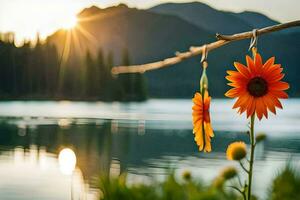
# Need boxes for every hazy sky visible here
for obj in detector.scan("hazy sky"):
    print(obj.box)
[0,0,299,44]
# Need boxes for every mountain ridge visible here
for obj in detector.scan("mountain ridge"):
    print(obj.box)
[47,3,300,98]
[149,2,254,34]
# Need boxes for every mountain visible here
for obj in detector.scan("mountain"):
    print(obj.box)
[49,4,215,63]
[231,11,278,28]
[148,2,300,96]
[48,4,218,98]
[231,11,300,33]
[47,3,300,98]
[150,2,253,34]
[149,2,300,34]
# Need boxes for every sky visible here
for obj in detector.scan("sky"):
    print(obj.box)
[0,0,299,45]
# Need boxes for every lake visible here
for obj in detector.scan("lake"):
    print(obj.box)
[0,99,299,200]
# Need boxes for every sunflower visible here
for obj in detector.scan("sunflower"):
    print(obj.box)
[225,53,289,120]
[226,141,247,161]
[192,91,214,152]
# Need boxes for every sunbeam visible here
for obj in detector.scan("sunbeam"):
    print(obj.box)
[58,29,72,91]
[76,24,98,44]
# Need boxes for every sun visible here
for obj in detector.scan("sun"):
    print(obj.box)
[61,15,78,30]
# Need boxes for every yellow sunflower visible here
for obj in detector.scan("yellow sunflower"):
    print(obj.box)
[226,141,247,161]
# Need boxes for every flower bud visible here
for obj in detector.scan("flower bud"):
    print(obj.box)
[256,133,266,143]
[182,170,192,181]
[213,177,225,189]
[226,141,247,161]
[200,68,208,91]
[220,166,238,180]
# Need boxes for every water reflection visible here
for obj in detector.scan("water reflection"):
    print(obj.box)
[58,148,76,175]
[0,119,298,199]
[0,144,86,199]
[58,118,72,128]
[110,159,121,178]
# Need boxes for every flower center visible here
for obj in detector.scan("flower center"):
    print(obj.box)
[247,77,268,97]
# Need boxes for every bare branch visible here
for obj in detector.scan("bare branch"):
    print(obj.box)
[112,20,300,74]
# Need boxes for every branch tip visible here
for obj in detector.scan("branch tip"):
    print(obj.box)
[215,33,222,40]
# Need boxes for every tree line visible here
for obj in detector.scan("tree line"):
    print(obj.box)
[0,33,147,101]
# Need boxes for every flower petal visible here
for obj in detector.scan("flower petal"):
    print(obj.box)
[255,98,265,120]
[246,55,257,75]
[246,97,255,118]
[269,81,290,91]
[262,95,276,114]
[270,90,288,99]
[234,62,250,78]
[225,88,244,98]
[254,53,263,73]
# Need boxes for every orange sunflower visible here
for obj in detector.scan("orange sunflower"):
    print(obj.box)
[192,91,214,152]
[225,53,289,120]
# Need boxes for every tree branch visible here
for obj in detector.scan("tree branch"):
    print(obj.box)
[111,20,300,74]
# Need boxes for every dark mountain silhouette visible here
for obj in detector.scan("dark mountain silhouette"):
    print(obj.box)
[150,2,253,34]
[231,11,278,28]
[150,2,300,34]
[47,4,218,98]
[47,3,300,98]
[49,4,214,64]
[231,11,300,33]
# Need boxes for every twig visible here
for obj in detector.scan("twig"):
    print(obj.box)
[111,20,300,74]
[237,174,243,188]
[228,185,246,200]
[239,161,249,174]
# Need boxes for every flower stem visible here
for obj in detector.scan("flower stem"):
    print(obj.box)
[247,114,255,200]
[239,161,249,174]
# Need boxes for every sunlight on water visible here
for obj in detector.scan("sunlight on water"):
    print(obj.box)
[0,146,91,200]
[58,148,77,175]
[0,100,299,199]
[58,118,72,128]
[0,99,299,134]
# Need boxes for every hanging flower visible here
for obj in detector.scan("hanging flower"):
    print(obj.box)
[226,141,247,161]
[225,53,289,120]
[192,91,214,152]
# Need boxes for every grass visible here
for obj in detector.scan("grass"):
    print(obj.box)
[95,165,300,200]
[97,172,238,200]
[268,165,300,200]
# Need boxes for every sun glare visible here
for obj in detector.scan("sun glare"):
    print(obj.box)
[0,0,84,45]
[61,15,78,30]
[58,148,77,175]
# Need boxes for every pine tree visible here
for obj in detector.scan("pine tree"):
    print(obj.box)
[119,48,147,101]
[44,42,59,96]
[97,48,107,98]
[106,51,123,101]
[85,50,95,97]
[31,33,46,96]
[0,36,148,101]
[119,48,133,101]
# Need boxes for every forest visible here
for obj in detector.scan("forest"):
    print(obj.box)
[0,32,147,101]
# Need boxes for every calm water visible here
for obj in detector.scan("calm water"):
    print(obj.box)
[0,99,299,200]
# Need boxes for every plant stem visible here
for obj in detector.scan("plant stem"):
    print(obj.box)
[229,185,246,200]
[239,161,249,174]
[247,114,255,200]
